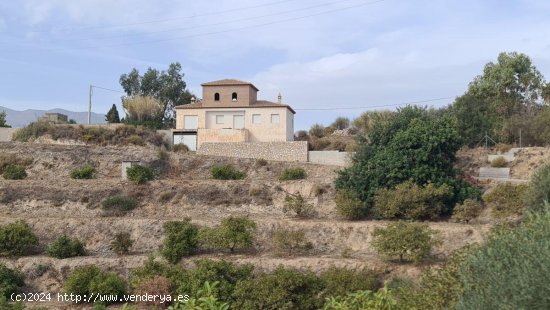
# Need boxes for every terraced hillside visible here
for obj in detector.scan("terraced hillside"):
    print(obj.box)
[0,142,492,309]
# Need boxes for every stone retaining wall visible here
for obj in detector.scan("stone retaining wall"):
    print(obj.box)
[197,141,308,162]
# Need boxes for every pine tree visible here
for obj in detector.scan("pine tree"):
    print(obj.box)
[105,104,120,123]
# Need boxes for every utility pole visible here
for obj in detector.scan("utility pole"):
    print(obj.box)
[88,85,93,125]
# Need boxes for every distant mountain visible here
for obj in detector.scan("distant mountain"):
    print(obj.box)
[0,106,106,128]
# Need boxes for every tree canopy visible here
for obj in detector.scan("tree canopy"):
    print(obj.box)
[119,62,193,128]
[452,52,548,145]
[336,106,480,218]
[105,104,121,123]
[0,111,10,128]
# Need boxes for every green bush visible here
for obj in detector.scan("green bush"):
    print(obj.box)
[394,247,472,310]
[525,162,550,212]
[278,167,307,181]
[0,221,38,257]
[0,154,32,173]
[319,266,380,300]
[12,121,54,142]
[88,272,126,305]
[47,235,86,259]
[199,216,256,253]
[126,164,155,184]
[373,181,451,220]
[335,189,368,220]
[211,164,246,180]
[456,209,550,309]
[2,165,27,180]
[336,106,478,216]
[372,221,440,264]
[232,266,324,310]
[283,193,315,218]
[111,232,133,255]
[483,182,529,217]
[323,287,396,310]
[101,195,138,216]
[272,228,313,256]
[161,219,199,264]
[174,259,254,304]
[0,264,24,298]
[64,265,126,305]
[451,199,483,223]
[70,165,96,179]
[171,281,229,310]
[490,156,507,167]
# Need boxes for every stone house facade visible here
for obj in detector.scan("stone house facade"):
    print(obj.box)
[174,79,295,151]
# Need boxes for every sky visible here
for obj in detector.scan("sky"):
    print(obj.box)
[1,0,550,130]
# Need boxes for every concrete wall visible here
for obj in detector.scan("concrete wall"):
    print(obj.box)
[0,128,18,142]
[308,151,353,167]
[198,128,248,146]
[197,141,308,162]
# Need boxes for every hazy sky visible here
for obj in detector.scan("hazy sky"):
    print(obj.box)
[1,0,549,130]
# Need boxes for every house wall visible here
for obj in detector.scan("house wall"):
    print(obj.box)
[176,106,293,146]
[197,141,308,162]
[202,85,255,107]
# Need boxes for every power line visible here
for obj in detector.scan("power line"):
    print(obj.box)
[293,96,456,111]
[91,85,125,94]
[83,0,385,49]
[59,0,377,43]
[52,0,298,33]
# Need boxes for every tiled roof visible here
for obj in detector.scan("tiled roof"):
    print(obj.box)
[201,79,259,91]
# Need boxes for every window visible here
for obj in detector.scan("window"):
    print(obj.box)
[232,92,238,101]
[271,114,280,124]
[216,115,224,124]
[252,114,261,124]
[214,93,220,101]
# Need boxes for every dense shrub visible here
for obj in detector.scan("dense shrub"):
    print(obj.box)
[88,272,127,305]
[0,264,24,298]
[272,228,312,256]
[172,143,190,153]
[255,158,268,167]
[319,266,380,300]
[335,189,368,220]
[309,138,331,151]
[483,182,529,217]
[65,265,126,304]
[372,221,440,264]
[0,221,38,257]
[451,199,483,223]
[456,209,550,309]
[47,235,86,259]
[199,216,256,253]
[394,247,473,310]
[101,195,138,216]
[336,106,479,215]
[525,162,550,212]
[12,121,54,142]
[0,154,33,173]
[157,148,170,161]
[172,281,229,310]
[126,164,155,184]
[490,156,507,167]
[211,165,246,180]
[323,287,396,310]
[309,123,326,138]
[373,181,452,220]
[283,193,315,218]
[232,266,324,310]
[162,219,199,264]
[2,165,27,180]
[69,165,96,179]
[111,232,133,255]
[175,259,254,303]
[279,167,307,181]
